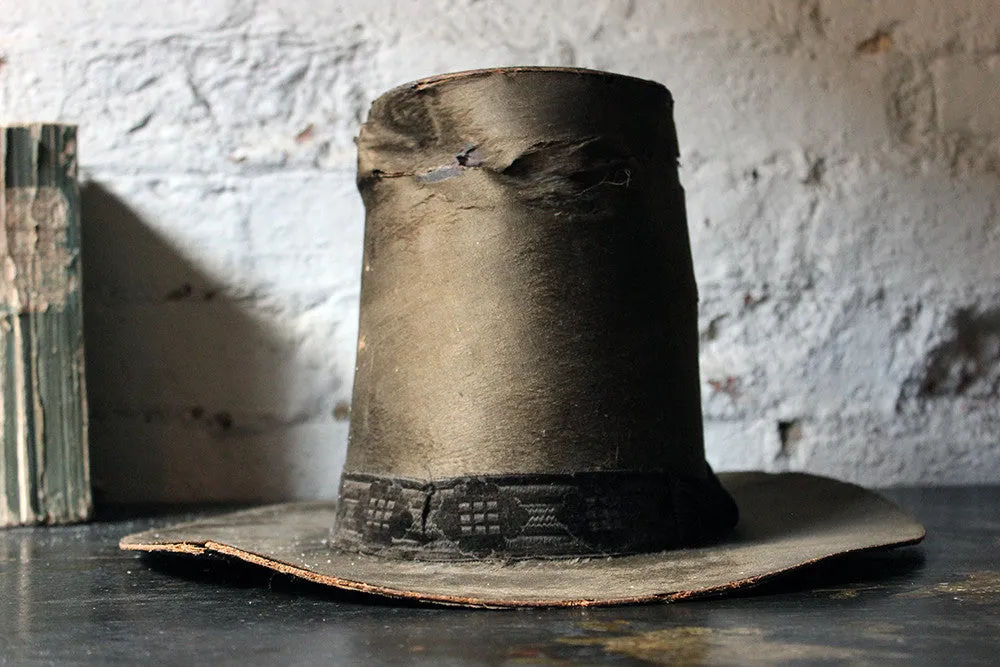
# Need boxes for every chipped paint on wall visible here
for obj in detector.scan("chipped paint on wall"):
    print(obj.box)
[2,1,999,501]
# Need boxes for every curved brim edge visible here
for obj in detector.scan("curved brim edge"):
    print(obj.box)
[120,472,925,608]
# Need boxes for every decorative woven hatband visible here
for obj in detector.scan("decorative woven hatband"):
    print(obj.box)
[331,468,738,561]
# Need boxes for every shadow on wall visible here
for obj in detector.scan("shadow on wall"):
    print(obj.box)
[81,183,300,504]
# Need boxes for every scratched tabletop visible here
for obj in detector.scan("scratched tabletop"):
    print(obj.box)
[2,487,998,665]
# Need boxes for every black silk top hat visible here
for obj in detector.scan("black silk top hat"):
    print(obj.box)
[122,67,924,607]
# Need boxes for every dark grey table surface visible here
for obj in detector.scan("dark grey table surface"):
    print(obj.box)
[2,487,998,665]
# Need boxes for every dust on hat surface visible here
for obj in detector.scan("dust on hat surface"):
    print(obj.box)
[120,472,924,608]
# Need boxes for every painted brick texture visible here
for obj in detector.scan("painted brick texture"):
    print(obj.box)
[1,0,997,501]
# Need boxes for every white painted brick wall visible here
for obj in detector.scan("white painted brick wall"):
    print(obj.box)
[2,1,997,501]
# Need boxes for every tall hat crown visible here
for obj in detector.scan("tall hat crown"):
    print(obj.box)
[333,68,738,560]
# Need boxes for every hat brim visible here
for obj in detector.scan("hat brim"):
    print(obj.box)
[119,472,924,608]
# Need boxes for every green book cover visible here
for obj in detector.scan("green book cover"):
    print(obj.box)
[1,124,91,526]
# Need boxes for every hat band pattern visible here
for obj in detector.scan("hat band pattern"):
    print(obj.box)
[330,468,738,561]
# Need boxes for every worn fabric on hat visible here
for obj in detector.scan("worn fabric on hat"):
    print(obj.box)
[340,66,736,560]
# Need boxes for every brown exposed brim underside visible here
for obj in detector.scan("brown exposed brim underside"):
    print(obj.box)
[120,472,924,608]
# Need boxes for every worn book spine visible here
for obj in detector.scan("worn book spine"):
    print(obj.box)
[0,124,91,526]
